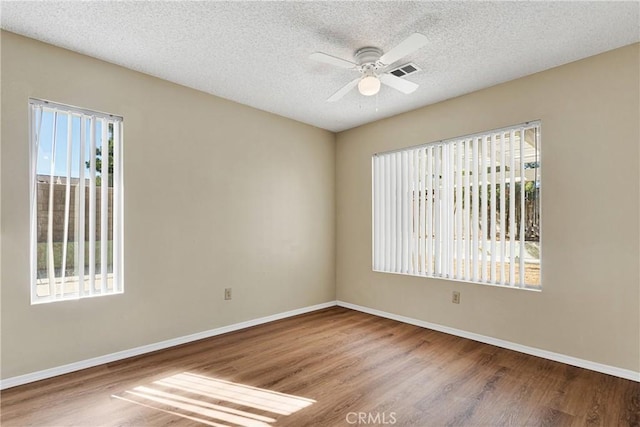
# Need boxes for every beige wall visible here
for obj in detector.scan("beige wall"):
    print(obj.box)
[336,44,640,372]
[0,31,336,379]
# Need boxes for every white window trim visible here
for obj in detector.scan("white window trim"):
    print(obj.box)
[29,98,124,304]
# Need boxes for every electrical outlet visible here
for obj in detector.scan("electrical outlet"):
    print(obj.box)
[224,288,232,300]
[452,291,460,304]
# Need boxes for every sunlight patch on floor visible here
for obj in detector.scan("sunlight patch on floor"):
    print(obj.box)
[111,372,315,426]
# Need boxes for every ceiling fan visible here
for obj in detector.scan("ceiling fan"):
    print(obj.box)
[310,33,428,102]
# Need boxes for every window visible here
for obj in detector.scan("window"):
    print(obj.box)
[29,99,124,303]
[372,121,541,289]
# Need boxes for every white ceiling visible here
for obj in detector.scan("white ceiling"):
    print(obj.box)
[1,1,638,132]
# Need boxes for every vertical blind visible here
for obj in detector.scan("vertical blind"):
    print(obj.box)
[372,122,541,288]
[29,99,124,303]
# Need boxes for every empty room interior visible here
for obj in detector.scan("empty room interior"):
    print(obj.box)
[1,2,639,426]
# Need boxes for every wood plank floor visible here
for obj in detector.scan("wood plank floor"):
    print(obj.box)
[1,307,639,426]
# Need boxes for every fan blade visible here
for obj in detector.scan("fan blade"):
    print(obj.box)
[310,52,357,69]
[379,33,428,66]
[379,73,419,94]
[327,78,360,102]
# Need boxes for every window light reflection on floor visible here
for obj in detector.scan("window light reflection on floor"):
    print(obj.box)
[111,372,315,426]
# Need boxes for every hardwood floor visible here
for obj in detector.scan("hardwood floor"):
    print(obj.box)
[1,307,639,426]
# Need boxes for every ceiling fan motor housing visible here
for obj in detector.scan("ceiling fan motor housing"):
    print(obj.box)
[354,47,384,72]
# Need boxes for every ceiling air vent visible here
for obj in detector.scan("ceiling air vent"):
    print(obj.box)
[389,62,421,78]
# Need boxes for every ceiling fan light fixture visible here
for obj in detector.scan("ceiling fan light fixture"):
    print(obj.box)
[358,75,381,96]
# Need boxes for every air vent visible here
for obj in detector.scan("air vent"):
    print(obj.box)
[389,62,421,78]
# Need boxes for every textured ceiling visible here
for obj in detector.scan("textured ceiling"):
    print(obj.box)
[1,1,638,132]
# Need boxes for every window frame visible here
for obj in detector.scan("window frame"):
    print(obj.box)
[371,121,541,290]
[29,98,124,304]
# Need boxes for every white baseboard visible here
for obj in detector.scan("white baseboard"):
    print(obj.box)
[337,301,640,382]
[3,299,637,389]
[0,301,337,390]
